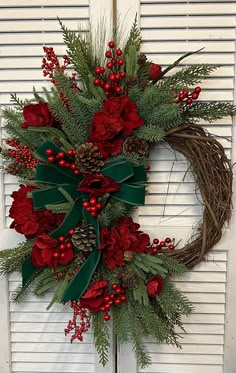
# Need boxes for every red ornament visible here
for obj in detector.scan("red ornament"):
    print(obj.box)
[67,149,74,156]
[182,90,189,97]
[106,62,113,69]
[186,98,193,105]
[115,287,122,294]
[104,313,110,321]
[116,48,122,56]
[93,79,101,86]
[108,41,115,48]
[195,86,201,93]
[46,148,54,155]
[96,203,103,210]
[152,247,158,254]
[66,242,72,249]
[105,51,112,58]
[115,86,122,94]
[149,63,162,80]
[91,212,97,217]
[117,59,124,66]
[191,92,199,100]
[53,252,59,259]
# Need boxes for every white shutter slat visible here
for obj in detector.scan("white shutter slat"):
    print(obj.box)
[141,3,236,15]
[0,7,89,20]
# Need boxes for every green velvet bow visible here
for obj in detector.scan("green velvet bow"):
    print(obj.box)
[22,140,147,302]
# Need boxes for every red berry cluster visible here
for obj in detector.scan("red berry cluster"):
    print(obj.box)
[100,283,127,321]
[42,47,71,79]
[52,231,74,261]
[146,237,175,255]
[64,300,90,342]
[6,139,38,169]
[82,197,103,218]
[45,148,80,176]
[93,41,126,97]
[178,86,201,105]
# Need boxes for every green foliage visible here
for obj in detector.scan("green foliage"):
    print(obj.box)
[125,44,139,77]
[145,104,182,130]
[92,312,110,366]
[132,282,149,306]
[46,271,72,309]
[133,253,167,278]
[182,101,236,123]
[135,124,165,143]
[123,15,142,59]
[10,92,33,111]
[160,256,187,278]
[128,85,143,103]
[98,198,137,227]
[46,201,71,214]
[158,64,218,91]
[2,108,44,148]
[137,86,173,118]
[59,20,96,88]
[0,240,34,275]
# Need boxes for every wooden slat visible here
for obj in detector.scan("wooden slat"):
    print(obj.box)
[141,3,236,16]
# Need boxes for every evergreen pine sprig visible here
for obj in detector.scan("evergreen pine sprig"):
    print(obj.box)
[135,124,165,142]
[158,64,218,91]
[92,312,110,366]
[123,15,142,59]
[0,240,34,275]
[145,104,182,130]
[98,198,137,227]
[182,101,236,123]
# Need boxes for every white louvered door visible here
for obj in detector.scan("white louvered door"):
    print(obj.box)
[0,1,115,373]
[117,1,236,373]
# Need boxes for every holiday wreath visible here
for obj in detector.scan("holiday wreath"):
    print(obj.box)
[0,18,235,367]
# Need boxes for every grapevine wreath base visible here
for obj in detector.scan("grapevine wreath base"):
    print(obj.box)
[165,124,232,268]
[0,18,235,367]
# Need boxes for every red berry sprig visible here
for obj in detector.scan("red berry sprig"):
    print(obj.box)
[178,86,202,105]
[52,232,74,262]
[100,283,127,321]
[6,139,38,169]
[146,237,175,255]
[45,148,80,176]
[64,301,90,342]
[82,197,103,217]
[93,41,126,97]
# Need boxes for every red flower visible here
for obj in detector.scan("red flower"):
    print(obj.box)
[146,275,164,297]
[9,184,65,238]
[89,96,144,158]
[80,280,108,312]
[78,173,120,197]
[31,234,74,270]
[149,63,162,80]
[90,111,123,141]
[98,217,150,270]
[21,101,54,128]
[94,137,124,159]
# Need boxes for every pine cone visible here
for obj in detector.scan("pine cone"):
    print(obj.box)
[54,269,68,281]
[74,251,87,266]
[114,267,139,289]
[125,75,139,88]
[139,79,150,90]
[71,222,96,252]
[123,137,150,158]
[137,53,147,66]
[75,143,104,174]
[5,162,22,176]
[90,272,100,286]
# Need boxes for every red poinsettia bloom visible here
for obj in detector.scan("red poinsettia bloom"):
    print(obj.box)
[9,184,65,238]
[78,173,120,197]
[80,280,108,312]
[149,63,162,80]
[31,234,74,270]
[146,275,164,297]
[21,101,54,128]
[98,217,150,270]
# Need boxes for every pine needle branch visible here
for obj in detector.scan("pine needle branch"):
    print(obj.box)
[0,240,34,275]
[92,312,110,366]
[182,101,236,123]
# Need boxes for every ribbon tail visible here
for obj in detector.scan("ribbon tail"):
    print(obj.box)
[61,250,101,302]
[22,257,38,286]
[50,198,83,239]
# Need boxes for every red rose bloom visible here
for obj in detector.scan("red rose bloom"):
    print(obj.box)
[78,173,120,197]
[21,101,54,128]
[32,234,74,270]
[80,280,108,312]
[149,63,162,80]
[98,217,150,270]
[9,184,65,238]
[146,276,164,297]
